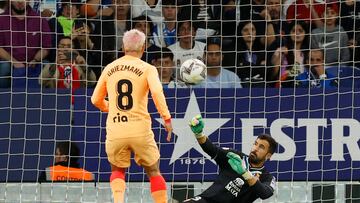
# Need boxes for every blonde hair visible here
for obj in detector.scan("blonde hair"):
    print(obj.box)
[122,29,146,52]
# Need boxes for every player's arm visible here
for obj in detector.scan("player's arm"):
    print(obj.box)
[147,66,172,141]
[189,115,230,167]
[227,152,275,199]
[250,175,275,199]
[91,70,109,112]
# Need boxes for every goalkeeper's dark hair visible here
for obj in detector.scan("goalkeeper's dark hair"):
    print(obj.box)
[257,134,278,154]
[56,141,80,168]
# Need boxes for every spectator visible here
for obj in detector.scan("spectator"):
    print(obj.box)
[271,21,310,87]
[152,47,177,88]
[296,49,338,88]
[38,141,94,182]
[195,37,242,88]
[0,0,52,88]
[80,0,114,18]
[260,0,289,47]
[152,0,178,47]
[132,0,163,23]
[216,0,238,68]
[73,22,95,51]
[30,0,59,17]
[0,0,7,14]
[260,0,291,86]
[168,20,206,79]
[284,0,324,28]
[72,20,104,79]
[340,0,360,67]
[239,0,265,36]
[119,15,161,63]
[39,36,96,89]
[180,0,219,41]
[269,46,289,87]
[236,21,266,87]
[340,0,360,40]
[47,0,82,62]
[79,0,116,77]
[221,0,239,36]
[48,0,82,38]
[311,3,350,66]
[115,0,131,51]
[286,21,310,74]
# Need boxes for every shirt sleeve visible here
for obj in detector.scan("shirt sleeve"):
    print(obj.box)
[235,74,242,88]
[200,137,240,168]
[91,69,109,112]
[252,175,276,200]
[147,66,171,121]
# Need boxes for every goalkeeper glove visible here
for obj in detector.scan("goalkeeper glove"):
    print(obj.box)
[227,152,253,180]
[189,115,205,138]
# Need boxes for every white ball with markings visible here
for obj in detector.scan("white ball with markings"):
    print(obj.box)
[179,58,207,85]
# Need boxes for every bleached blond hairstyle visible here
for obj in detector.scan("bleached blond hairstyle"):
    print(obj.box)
[122,29,146,52]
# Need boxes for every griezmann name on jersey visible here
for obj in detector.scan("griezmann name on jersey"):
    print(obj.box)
[91,55,171,140]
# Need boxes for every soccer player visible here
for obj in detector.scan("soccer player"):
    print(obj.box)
[184,115,277,203]
[91,29,173,203]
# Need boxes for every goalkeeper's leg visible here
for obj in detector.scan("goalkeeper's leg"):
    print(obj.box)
[144,160,168,203]
[110,164,126,203]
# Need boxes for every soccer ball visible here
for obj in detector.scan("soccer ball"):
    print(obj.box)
[180,58,207,84]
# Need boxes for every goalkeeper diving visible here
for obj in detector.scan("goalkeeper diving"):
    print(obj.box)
[184,115,278,203]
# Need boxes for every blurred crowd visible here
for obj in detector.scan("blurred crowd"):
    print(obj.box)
[0,0,359,89]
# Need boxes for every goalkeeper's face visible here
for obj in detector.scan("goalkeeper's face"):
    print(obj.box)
[249,139,272,164]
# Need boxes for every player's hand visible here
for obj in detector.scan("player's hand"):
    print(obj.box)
[227,152,249,175]
[164,119,172,142]
[189,115,204,138]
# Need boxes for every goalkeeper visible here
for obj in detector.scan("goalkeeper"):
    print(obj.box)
[184,115,277,203]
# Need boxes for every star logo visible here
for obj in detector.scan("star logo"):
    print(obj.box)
[156,92,230,165]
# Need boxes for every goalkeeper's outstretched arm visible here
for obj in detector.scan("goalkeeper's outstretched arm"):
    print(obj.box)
[189,115,222,160]
[251,176,275,199]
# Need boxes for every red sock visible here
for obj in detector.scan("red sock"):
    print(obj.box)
[110,170,125,182]
[110,170,126,203]
[150,175,167,203]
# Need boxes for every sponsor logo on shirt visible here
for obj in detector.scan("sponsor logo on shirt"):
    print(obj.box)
[225,177,244,197]
[113,113,128,123]
[321,41,338,48]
